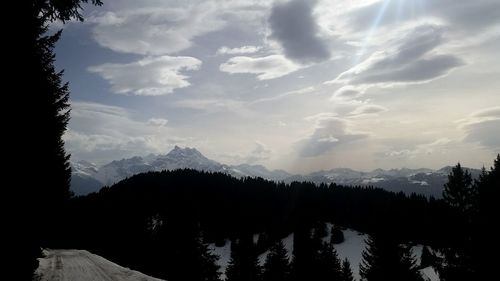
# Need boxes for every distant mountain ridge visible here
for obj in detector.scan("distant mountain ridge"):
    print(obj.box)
[71,146,481,197]
[71,146,292,195]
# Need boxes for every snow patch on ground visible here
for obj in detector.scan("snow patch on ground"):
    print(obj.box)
[208,240,232,279]
[420,266,440,281]
[333,229,368,281]
[208,228,440,281]
[35,249,163,281]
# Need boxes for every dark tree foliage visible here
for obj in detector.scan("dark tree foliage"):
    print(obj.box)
[340,258,355,281]
[226,234,262,281]
[438,155,500,281]
[419,246,434,269]
[149,218,220,281]
[64,168,460,279]
[473,154,500,280]
[330,225,345,244]
[262,241,291,281]
[290,224,319,281]
[442,163,474,212]
[317,241,342,281]
[359,234,423,281]
[439,163,475,281]
[15,1,101,280]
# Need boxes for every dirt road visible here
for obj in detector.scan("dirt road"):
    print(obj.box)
[35,249,164,281]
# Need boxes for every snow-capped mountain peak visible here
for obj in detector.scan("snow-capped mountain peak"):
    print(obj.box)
[71,147,481,198]
[152,146,223,172]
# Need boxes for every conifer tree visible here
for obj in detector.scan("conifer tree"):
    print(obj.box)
[226,234,262,281]
[18,1,102,280]
[468,155,499,280]
[340,258,354,281]
[442,163,473,212]
[156,220,221,281]
[262,241,290,281]
[359,235,423,281]
[330,225,345,244]
[290,226,318,281]
[419,246,433,269]
[439,163,476,281]
[317,241,342,281]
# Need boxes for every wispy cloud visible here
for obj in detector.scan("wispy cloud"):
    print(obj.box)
[459,107,500,150]
[219,55,300,80]
[88,56,202,96]
[298,116,368,157]
[216,45,262,55]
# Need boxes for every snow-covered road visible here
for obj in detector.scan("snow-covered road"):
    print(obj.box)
[35,249,164,281]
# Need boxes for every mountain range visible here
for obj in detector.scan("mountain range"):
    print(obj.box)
[71,146,481,197]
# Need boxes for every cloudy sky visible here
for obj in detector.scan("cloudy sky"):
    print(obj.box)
[56,0,500,173]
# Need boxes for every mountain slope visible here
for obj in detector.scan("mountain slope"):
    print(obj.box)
[70,146,480,197]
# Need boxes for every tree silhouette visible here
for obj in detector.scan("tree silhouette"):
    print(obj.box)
[226,234,262,281]
[340,258,354,281]
[18,1,102,280]
[419,246,434,269]
[359,234,423,281]
[439,163,475,281]
[442,163,474,212]
[330,225,345,244]
[262,240,291,281]
[317,241,342,281]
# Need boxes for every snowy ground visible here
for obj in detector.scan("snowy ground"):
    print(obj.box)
[210,225,440,281]
[35,249,164,281]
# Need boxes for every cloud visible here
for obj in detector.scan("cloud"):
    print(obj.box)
[460,107,500,150]
[349,104,387,115]
[333,24,464,86]
[65,101,184,164]
[88,56,202,96]
[251,86,315,104]
[269,0,330,63]
[298,116,368,157]
[346,0,500,33]
[385,138,454,159]
[88,3,226,55]
[216,45,262,55]
[147,118,168,127]
[219,55,300,80]
[246,141,273,163]
[330,85,367,100]
[171,98,244,114]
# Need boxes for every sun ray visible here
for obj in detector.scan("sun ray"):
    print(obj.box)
[353,0,392,64]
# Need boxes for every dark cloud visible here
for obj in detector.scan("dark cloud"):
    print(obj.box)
[462,107,500,150]
[269,0,330,63]
[337,25,464,85]
[464,119,500,150]
[353,54,463,84]
[299,117,368,157]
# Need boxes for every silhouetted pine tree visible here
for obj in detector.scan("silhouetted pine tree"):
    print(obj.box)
[439,163,475,281]
[419,246,433,269]
[330,225,345,244]
[443,163,474,212]
[262,240,290,281]
[290,226,318,281]
[226,234,262,281]
[470,154,499,280]
[340,258,354,281]
[317,241,342,281]
[17,1,102,280]
[359,235,423,281]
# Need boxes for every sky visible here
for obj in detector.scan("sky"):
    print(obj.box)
[55,0,500,173]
